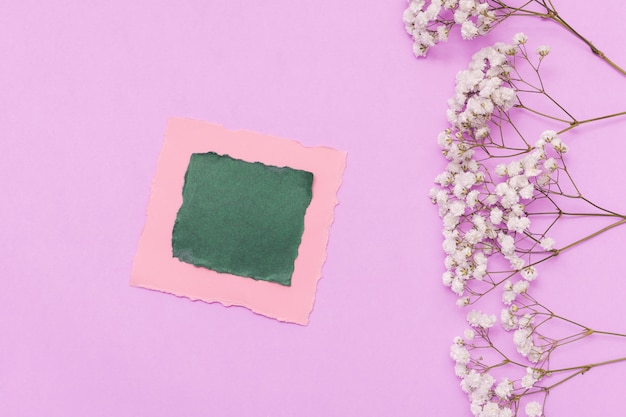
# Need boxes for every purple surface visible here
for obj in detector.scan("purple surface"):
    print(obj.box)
[2,1,626,416]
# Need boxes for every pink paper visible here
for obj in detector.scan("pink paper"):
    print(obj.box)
[131,118,347,324]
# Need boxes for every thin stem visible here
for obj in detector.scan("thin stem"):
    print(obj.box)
[555,218,626,254]
[558,111,626,134]
[492,0,626,76]
[514,104,571,124]
[548,356,626,375]
[546,13,626,77]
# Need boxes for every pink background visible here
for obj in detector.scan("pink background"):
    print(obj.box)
[2,1,626,416]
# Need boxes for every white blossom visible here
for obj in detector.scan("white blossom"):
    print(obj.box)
[451,343,471,364]
[521,367,541,389]
[494,378,513,399]
[513,32,528,45]
[525,401,542,417]
[540,237,555,250]
[520,266,538,281]
[536,45,551,57]
[501,308,518,331]
[467,310,497,328]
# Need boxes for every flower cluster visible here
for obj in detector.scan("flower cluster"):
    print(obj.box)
[432,39,567,309]
[428,33,626,417]
[449,312,546,416]
[403,0,499,57]
[403,0,626,414]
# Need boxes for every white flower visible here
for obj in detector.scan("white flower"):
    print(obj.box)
[521,155,541,177]
[461,369,482,392]
[449,200,466,216]
[482,402,500,417]
[518,313,533,328]
[519,184,534,199]
[498,233,515,256]
[507,161,523,177]
[536,174,550,187]
[542,158,556,173]
[521,367,540,388]
[452,277,465,295]
[413,42,428,57]
[451,343,471,364]
[506,215,530,233]
[465,228,484,245]
[536,45,551,57]
[455,362,468,377]
[507,255,525,270]
[500,408,513,417]
[540,237,555,250]
[459,0,476,13]
[494,378,513,399]
[473,251,488,279]
[513,32,528,45]
[551,137,568,153]
[509,174,528,189]
[490,207,503,224]
[502,289,516,305]
[525,401,543,417]
[437,25,449,41]
[514,327,539,359]
[484,194,497,205]
[467,310,496,328]
[513,280,529,294]
[443,212,460,230]
[528,347,542,363]
[457,296,470,306]
[435,171,453,186]
[437,130,453,147]
[495,163,507,176]
[491,87,516,108]
[443,238,456,255]
[501,308,518,330]
[540,130,557,142]
[520,266,538,281]
[454,9,470,24]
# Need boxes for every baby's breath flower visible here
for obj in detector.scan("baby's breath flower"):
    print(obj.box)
[540,130,557,142]
[513,32,528,45]
[507,255,525,271]
[521,367,541,389]
[501,308,517,331]
[451,343,471,365]
[461,20,479,39]
[429,31,622,416]
[540,237,555,251]
[494,378,513,399]
[455,362,468,377]
[467,310,496,328]
[457,296,470,306]
[520,266,538,281]
[536,45,551,57]
[513,280,529,294]
[525,401,543,417]
[550,137,568,153]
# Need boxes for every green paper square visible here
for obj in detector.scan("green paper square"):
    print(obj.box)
[171,152,314,286]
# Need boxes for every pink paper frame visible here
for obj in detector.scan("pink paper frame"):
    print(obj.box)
[131,118,346,324]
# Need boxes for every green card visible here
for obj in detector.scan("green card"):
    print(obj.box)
[172,152,314,286]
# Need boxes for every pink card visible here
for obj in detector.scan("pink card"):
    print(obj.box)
[131,118,347,324]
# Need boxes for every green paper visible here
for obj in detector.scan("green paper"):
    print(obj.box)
[172,152,314,286]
